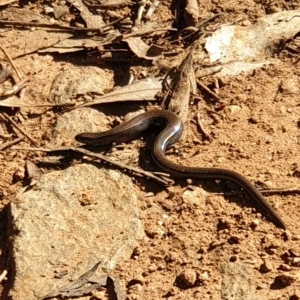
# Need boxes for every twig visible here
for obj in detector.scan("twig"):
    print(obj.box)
[0,45,22,80]
[135,0,146,25]
[0,45,28,100]
[1,78,29,96]
[84,0,132,8]
[72,89,158,110]
[11,146,174,185]
[0,16,128,34]
[0,270,7,283]
[0,113,38,147]
[196,112,211,141]
[0,136,24,150]
[145,0,160,20]
[0,0,18,5]
[197,79,221,101]
[0,65,12,84]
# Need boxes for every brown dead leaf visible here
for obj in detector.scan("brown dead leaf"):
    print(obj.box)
[68,0,105,27]
[162,46,196,122]
[0,30,73,59]
[26,160,42,187]
[184,0,199,26]
[124,37,164,60]
[76,77,163,108]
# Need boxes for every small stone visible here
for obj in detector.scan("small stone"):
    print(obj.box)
[275,274,297,286]
[148,264,157,272]
[132,247,142,257]
[280,106,287,115]
[235,94,248,102]
[289,249,300,257]
[228,105,241,115]
[250,219,260,229]
[129,275,145,286]
[281,78,299,94]
[13,167,25,182]
[292,257,300,266]
[230,255,238,262]
[268,5,282,13]
[228,235,242,244]
[53,5,69,19]
[260,259,273,273]
[128,283,143,293]
[180,269,197,286]
[165,251,178,262]
[197,271,209,283]
[256,283,268,290]
[242,20,251,26]
[91,290,106,298]
[278,264,292,271]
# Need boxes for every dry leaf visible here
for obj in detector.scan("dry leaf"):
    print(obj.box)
[77,77,163,108]
[162,47,196,122]
[124,37,164,60]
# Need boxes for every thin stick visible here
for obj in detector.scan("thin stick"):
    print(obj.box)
[0,16,128,34]
[197,79,221,101]
[12,146,174,185]
[0,45,22,80]
[1,113,38,146]
[0,0,18,5]
[0,270,7,283]
[0,136,24,150]
[196,112,211,141]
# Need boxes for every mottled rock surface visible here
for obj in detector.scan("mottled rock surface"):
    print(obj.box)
[8,164,143,299]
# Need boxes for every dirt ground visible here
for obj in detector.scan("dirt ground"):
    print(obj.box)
[1,0,300,299]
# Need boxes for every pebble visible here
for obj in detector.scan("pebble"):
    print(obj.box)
[291,257,300,266]
[197,271,209,283]
[260,259,273,273]
[289,248,300,257]
[242,20,251,26]
[275,274,297,286]
[180,269,197,286]
[148,263,157,272]
[13,167,25,182]
[279,264,292,271]
[165,251,178,262]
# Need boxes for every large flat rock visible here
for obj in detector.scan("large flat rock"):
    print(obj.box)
[8,163,143,299]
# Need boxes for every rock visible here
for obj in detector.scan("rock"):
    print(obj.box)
[275,274,297,286]
[260,259,273,273]
[8,164,143,299]
[221,261,257,300]
[180,269,197,286]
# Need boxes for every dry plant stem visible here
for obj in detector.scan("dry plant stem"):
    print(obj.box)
[0,113,38,147]
[145,0,160,19]
[124,27,176,38]
[11,146,174,185]
[2,78,29,96]
[0,45,22,80]
[0,16,128,33]
[0,136,24,150]
[0,270,7,283]
[136,0,146,25]
[196,112,211,141]
[0,0,17,5]
[197,79,221,101]
[86,0,132,8]
[72,90,158,110]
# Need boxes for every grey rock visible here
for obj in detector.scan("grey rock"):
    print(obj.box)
[49,66,110,104]
[221,261,257,300]
[8,164,143,299]
[43,108,109,147]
